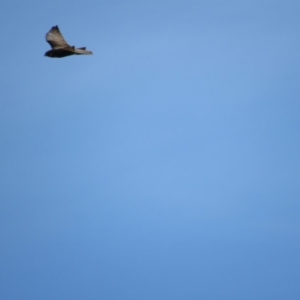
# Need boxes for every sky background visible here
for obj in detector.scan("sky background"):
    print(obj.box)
[0,1,300,299]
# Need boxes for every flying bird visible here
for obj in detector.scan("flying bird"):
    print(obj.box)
[44,26,93,58]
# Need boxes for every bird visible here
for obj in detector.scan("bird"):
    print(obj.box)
[44,25,93,58]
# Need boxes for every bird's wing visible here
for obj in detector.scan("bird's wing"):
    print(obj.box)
[46,26,70,49]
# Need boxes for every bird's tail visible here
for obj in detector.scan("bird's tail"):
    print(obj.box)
[75,47,93,55]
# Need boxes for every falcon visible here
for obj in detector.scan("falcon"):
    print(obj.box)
[44,25,93,58]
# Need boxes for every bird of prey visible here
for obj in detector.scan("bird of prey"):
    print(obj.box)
[44,25,93,58]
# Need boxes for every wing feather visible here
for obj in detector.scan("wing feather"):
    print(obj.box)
[46,26,70,49]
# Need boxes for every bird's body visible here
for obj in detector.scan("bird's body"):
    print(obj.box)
[44,26,92,58]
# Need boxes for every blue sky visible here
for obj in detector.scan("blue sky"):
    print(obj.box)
[1,1,300,299]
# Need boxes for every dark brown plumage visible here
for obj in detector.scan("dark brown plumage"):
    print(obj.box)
[44,26,93,58]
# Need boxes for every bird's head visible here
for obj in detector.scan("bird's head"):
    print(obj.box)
[44,50,54,57]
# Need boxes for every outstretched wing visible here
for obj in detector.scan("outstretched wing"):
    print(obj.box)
[46,26,70,49]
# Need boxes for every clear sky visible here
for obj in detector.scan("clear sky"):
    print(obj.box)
[0,1,300,299]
